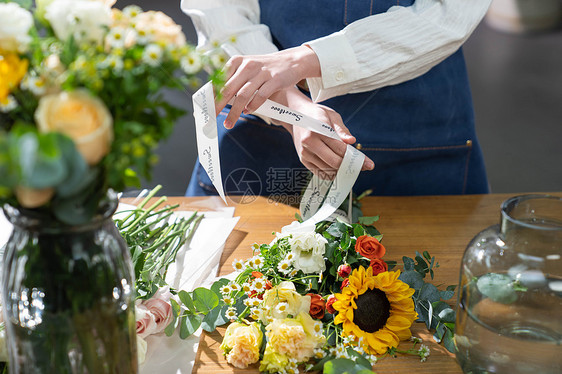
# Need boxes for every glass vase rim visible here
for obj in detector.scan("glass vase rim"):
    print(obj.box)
[501,193,562,232]
[2,190,119,232]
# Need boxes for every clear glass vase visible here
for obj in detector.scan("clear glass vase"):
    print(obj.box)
[1,192,138,373]
[455,194,562,374]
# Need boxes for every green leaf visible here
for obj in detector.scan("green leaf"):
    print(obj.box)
[340,231,351,251]
[476,273,518,304]
[178,290,196,313]
[165,299,182,336]
[398,270,424,290]
[210,278,231,298]
[326,220,348,238]
[323,358,373,374]
[192,287,219,314]
[179,314,202,339]
[439,289,455,300]
[352,224,365,238]
[442,327,456,353]
[438,307,456,323]
[403,256,415,271]
[201,304,229,332]
[17,132,67,188]
[357,215,379,225]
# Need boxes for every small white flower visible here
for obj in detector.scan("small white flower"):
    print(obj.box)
[334,344,346,358]
[225,307,237,320]
[99,55,124,73]
[246,259,256,269]
[21,75,46,96]
[0,95,17,113]
[288,269,299,277]
[210,51,228,69]
[180,52,202,74]
[243,298,253,307]
[249,307,261,320]
[275,302,288,315]
[252,279,266,292]
[410,336,422,344]
[285,252,295,261]
[313,348,326,359]
[232,259,244,271]
[249,297,261,307]
[251,255,264,268]
[123,5,142,19]
[223,296,234,305]
[219,285,231,295]
[229,282,240,292]
[418,344,430,362]
[368,354,378,365]
[106,27,127,48]
[312,321,323,336]
[242,282,252,293]
[142,44,163,67]
[277,259,292,274]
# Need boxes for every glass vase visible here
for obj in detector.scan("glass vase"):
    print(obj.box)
[1,192,138,374]
[455,194,562,374]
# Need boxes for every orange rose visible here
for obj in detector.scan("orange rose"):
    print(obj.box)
[369,258,388,275]
[306,293,325,320]
[355,235,386,260]
[325,295,336,314]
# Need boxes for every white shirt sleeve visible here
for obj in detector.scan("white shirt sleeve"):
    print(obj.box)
[305,0,492,102]
[181,0,492,102]
[180,0,278,56]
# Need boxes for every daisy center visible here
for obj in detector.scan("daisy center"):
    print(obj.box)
[353,288,390,333]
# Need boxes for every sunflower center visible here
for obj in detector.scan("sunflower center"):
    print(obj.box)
[353,288,390,333]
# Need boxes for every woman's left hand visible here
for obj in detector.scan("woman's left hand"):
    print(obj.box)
[215,46,321,128]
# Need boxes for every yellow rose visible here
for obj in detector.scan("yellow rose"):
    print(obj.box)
[135,11,186,47]
[260,281,311,322]
[15,186,55,208]
[259,345,289,373]
[220,321,263,369]
[34,89,113,165]
[265,312,325,363]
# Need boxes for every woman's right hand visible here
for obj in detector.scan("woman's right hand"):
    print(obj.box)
[270,88,375,178]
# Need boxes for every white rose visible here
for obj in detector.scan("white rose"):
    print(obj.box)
[45,0,112,45]
[0,3,33,53]
[285,232,328,274]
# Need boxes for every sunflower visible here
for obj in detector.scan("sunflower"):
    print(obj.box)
[332,266,417,355]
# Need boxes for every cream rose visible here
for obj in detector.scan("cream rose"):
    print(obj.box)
[135,11,186,47]
[15,187,55,209]
[136,336,148,365]
[0,3,33,53]
[34,89,113,165]
[45,0,112,45]
[220,322,263,369]
[260,281,311,323]
[277,231,328,274]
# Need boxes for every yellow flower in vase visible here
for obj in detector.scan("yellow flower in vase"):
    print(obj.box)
[333,266,417,355]
[220,321,263,369]
[0,51,28,105]
[34,89,113,165]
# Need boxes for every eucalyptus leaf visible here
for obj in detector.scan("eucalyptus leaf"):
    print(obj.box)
[476,273,518,304]
[192,287,219,314]
[178,290,196,313]
[323,358,373,374]
[357,215,379,225]
[352,224,365,238]
[201,304,229,332]
[398,270,424,290]
[179,314,202,339]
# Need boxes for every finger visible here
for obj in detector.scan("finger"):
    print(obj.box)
[326,111,356,144]
[302,147,338,175]
[223,56,243,81]
[301,158,335,180]
[215,63,252,116]
[362,156,375,171]
[244,79,279,114]
[224,81,260,129]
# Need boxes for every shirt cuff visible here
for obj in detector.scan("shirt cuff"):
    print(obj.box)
[305,32,361,90]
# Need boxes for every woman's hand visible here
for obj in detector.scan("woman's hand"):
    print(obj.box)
[270,88,375,178]
[216,46,321,128]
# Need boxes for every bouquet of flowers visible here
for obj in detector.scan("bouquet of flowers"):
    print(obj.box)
[0,0,223,222]
[171,197,458,373]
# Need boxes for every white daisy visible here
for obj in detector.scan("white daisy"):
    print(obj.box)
[229,282,240,292]
[21,75,46,96]
[225,307,237,320]
[142,44,163,67]
[123,5,142,19]
[252,279,266,292]
[367,354,378,365]
[210,51,228,69]
[106,27,127,48]
[313,348,326,359]
[275,302,288,315]
[312,321,323,336]
[285,252,295,261]
[219,285,231,295]
[277,259,292,274]
[0,95,17,113]
[241,282,252,293]
[251,255,264,268]
[232,259,245,271]
[288,269,299,277]
[99,55,124,73]
[181,52,202,74]
[223,296,234,305]
[249,307,261,320]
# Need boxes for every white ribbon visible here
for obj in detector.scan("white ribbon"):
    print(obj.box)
[192,83,366,230]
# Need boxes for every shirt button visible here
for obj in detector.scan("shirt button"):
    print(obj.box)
[335,71,344,81]
[355,143,363,150]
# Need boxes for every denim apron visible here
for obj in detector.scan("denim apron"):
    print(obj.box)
[186,0,489,197]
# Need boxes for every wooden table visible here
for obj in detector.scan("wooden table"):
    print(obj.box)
[164,192,560,373]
